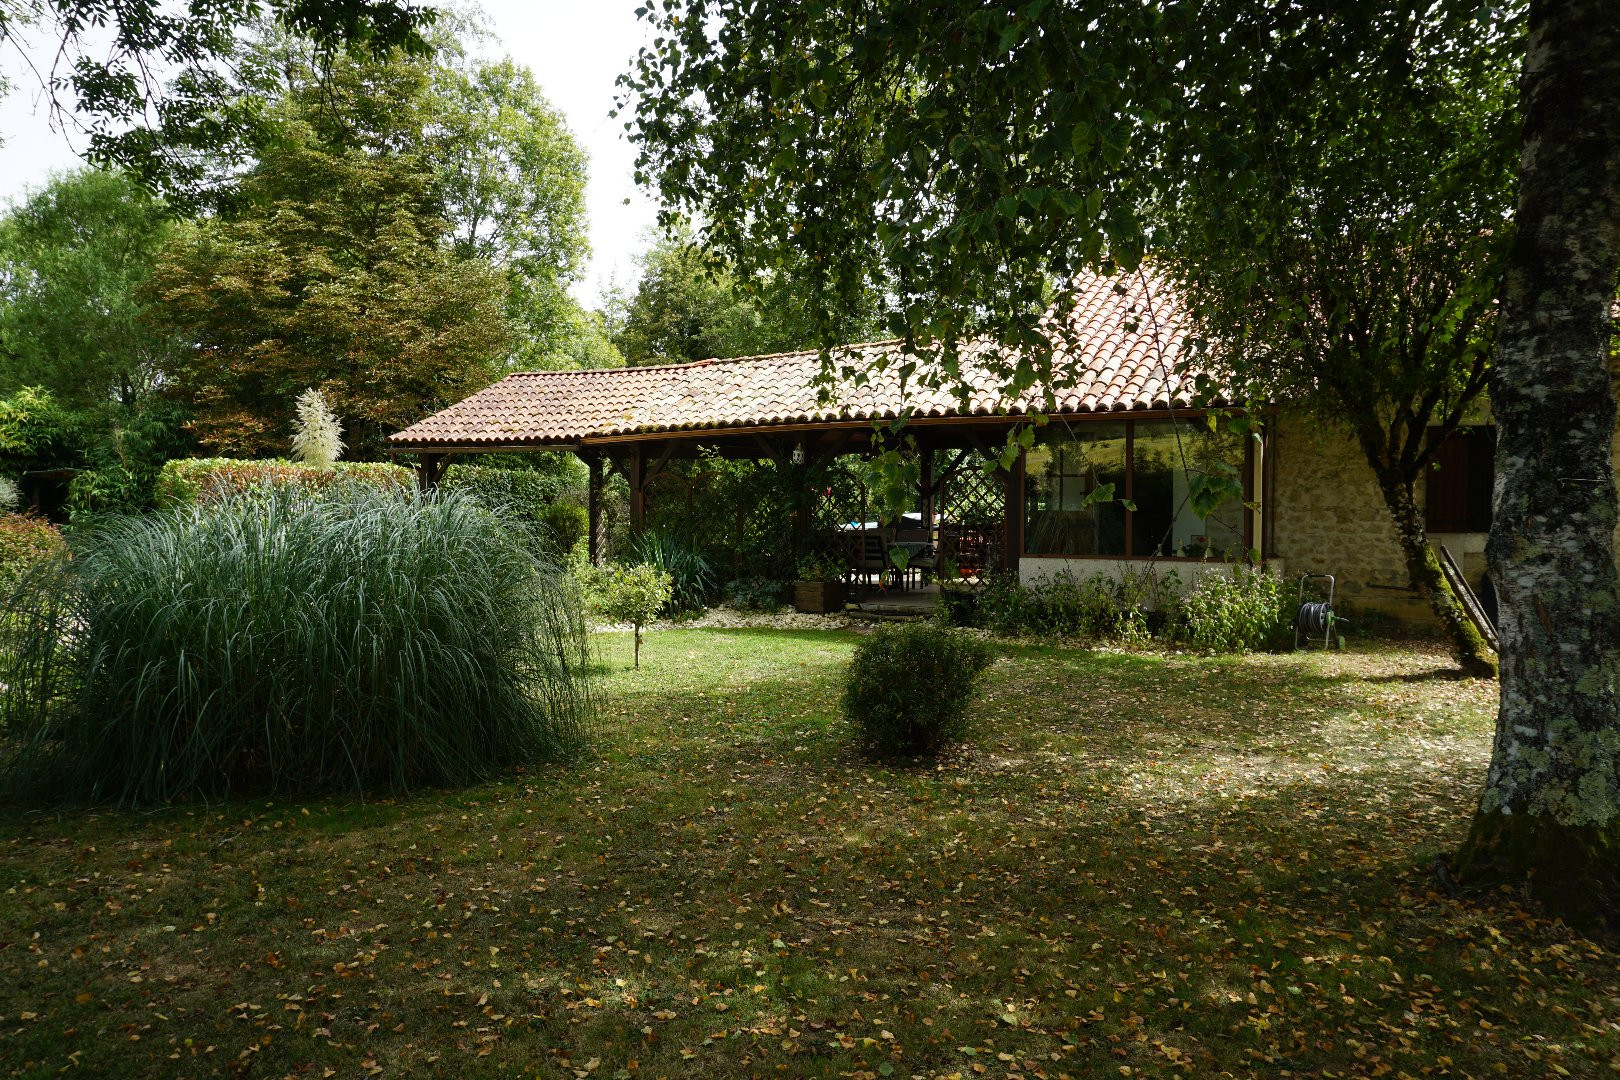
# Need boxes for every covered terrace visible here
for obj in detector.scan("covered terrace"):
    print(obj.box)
[389,272,1268,592]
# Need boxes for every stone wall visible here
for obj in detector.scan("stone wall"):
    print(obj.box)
[1267,412,1479,624]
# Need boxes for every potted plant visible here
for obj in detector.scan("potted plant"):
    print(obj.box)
[793,551,847,613]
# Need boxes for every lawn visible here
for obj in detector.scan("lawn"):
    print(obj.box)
[0,628,1612,1079]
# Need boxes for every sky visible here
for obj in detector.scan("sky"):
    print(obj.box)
[0,1,662,304]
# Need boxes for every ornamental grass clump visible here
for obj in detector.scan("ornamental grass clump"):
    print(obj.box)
[627,530,714,616]
[0,484,594,805]
[842,622,993,759]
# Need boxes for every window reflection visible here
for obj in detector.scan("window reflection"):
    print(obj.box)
[1023,422,1127,556]
[1131,421,1246,558]
[1023,418,1248,559]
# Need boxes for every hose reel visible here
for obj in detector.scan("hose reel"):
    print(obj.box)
[1294,573,1345,651]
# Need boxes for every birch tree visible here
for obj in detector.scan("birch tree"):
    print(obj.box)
[1455,0,1620,922]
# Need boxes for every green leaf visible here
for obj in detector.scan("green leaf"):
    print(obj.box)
[1078,482,1115,508]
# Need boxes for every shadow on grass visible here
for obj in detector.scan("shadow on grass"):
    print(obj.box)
[0,632,1538,1080]
[1364,666,1486,683]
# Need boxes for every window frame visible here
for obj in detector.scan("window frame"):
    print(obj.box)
[1020,414,1255,562]
[1423,425,1495,534]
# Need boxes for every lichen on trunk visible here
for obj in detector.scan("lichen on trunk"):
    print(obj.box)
[1456,0,1620,925]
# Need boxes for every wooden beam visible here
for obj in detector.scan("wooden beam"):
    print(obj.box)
[920,450,935,536]
[807,428,855,470]
[933,448,971,495]
[1000,448,1025,572]
[962,430,997,459]
[415,453,445,491]
[628,443,645,533]
[752,433,785,467]
[643,439,678,487]
[585,452,605,567]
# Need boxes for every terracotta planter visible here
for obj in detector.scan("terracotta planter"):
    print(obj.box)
[793,580,846,614]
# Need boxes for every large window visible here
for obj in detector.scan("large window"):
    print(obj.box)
[1024,418,1250,559]
[1023,422,1127,556]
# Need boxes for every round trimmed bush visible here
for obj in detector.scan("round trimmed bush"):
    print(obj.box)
[0,484,594,804]
[841,622,993,759]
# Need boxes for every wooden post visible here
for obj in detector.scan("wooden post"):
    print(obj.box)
[628,443,645,534]
[999,448,1024,572]
[586,453,605,567]
[416,452,445,491]
[919,449,935,538]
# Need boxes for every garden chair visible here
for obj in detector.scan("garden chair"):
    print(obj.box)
[848,529,892,588]
[893,527,938,587]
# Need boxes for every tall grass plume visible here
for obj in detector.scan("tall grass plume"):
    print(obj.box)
[290,388,345,468]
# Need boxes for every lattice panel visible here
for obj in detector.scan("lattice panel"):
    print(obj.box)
[643,459,812,581]
[937,453,1007,584]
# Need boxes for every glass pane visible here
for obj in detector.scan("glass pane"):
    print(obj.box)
[1024,422,1127,556]
[1131,420,1247,558]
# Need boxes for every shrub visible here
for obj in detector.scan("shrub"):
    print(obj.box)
[627,530,714,616]
[0,485,594,805]
[0,387,81,475]
[154,457,413,505]
[975,567,1180,642]
[440,463,590,559]
[0,513,65,591]
[1173,566,1293,653]
[592,562,673,668]
[0,476,18,512]
[842,622,993,759]
[726,576,785,613]
[934,584,978,626]
[540,501,589,558]
[59,399,197,520]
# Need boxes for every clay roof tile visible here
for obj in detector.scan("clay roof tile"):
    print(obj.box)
[391,270,1214,450]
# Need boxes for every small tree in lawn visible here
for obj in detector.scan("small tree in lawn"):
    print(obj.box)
[599,563,673,669]
[290,389,344,469]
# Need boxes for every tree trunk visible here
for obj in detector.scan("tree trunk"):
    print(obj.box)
[1371,468,1497,678]
[1456,0,1620,926]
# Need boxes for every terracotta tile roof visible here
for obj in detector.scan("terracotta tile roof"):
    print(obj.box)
[390,270,1211,450]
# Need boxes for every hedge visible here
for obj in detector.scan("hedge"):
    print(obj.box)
[441,463,587,557]
[155,458,415,506]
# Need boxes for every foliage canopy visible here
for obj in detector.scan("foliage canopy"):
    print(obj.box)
[0,169,182,411]
[0,0,433,197]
